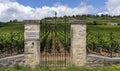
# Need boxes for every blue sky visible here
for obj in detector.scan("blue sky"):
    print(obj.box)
[17,0,106,8]
[0,0,120,22]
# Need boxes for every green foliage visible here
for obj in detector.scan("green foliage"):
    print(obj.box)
[87,25,120,53]
[0,16,120,57]
[0,65,120,71]
[0,23,24,57]
[0,23,24,33]
[40,18,71,53]
[0,32,24,56]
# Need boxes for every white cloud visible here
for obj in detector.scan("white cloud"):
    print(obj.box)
[107,0,120,15]
[0,0,94,22]
[99,0,120,16]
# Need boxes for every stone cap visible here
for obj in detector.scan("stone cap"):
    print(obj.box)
[23,20,40,24]
[70,19,86,25]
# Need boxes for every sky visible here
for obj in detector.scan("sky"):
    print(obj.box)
[17,0,105,8]
[0,0,120,22]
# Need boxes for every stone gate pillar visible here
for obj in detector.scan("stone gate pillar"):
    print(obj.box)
[70,20,86,66]
[24,20,40,68]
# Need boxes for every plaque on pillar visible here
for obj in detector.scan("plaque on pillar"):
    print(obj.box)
[25,31,39,40]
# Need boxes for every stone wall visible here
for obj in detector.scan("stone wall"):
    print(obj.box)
[0,54,25,68]
[0,54,120,68]
[86,54,120,66]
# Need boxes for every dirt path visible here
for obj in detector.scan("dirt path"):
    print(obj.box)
[87,47,120,57]
[51,33,58,53]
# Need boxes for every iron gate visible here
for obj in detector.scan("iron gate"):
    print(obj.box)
[40,17,71,67]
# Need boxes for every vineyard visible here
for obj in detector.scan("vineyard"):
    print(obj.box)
[40,18,70,53]
[87,25,120,57]
[0,18,120,59]
[0,23,24,58]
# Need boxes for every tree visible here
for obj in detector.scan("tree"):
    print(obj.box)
[93,21,97,25]
[9,20,13,24]
[13,19,18,23]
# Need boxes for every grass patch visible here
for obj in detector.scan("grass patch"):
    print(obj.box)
[0,24,24,33]
[0,65,120,71]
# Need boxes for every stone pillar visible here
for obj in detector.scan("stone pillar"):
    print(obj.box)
[24,20,40,68]
[70,20,86,66]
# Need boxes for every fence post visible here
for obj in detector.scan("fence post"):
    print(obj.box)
[70,20,86,66]
[24,20,40,68]
[110,32,113,58]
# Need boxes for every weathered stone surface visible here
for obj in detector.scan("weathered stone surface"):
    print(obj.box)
[24,20,40,68]
[70,20,86,66]
[86,54,120,66]
[24,20,40,41]
[0,54,25,68]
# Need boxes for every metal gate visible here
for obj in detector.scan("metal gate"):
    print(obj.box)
[40,17,70,67]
